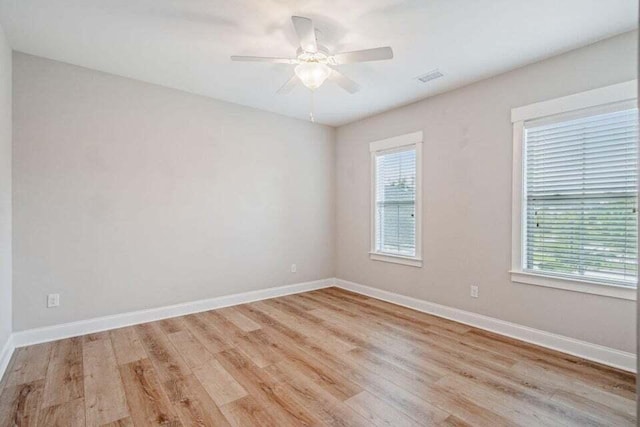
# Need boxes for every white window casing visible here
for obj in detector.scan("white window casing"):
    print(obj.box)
[370,131,423,267]
[511,80,638,300]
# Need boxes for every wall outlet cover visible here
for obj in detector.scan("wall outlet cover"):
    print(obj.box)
[47,293,60,308]
[470,286,479,298]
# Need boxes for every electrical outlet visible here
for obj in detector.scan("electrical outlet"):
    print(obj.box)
[47,293,60,308]
[470,285,479,298]
[291,264,297,273]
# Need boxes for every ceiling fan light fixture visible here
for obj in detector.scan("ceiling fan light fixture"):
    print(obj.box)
[231,16,394,96]
[295,62,330,90]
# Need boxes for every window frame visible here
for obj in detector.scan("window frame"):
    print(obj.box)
[511,80,638,300]
[369,131,423,267]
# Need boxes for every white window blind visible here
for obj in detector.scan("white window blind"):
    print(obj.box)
[524,106,638,286]
[374,147,417,257]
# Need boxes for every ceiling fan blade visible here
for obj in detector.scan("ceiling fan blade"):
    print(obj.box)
[276,75,300,94]
[330,47,393,64]
[291,16,317,53]
[328,69,360,94]
[231,56,297,64]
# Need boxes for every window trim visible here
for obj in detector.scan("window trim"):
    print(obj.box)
[370,131,423,267]
[511,80,638,300]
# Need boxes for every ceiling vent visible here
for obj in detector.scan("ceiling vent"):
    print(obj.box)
[416,69,443,83]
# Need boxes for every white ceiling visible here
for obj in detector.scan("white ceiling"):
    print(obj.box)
[0,0,637,126]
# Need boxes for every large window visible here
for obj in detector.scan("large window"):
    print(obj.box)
[370,132,423,267]
[525,107,638,284]
[511,81,638,300]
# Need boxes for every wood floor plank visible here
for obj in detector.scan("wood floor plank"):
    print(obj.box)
[311,294,552,396]
[38,397,85,427]
[118,359,180,427]
[217,307,261,332]
[265,361,371,427]
[215,348,321,426]
[192,358,247,406]
[310,300,458,374]
[83,336,130,426]
[511,360,635,415]
[550,389,636,426]
[343,347,442,396]
[251,311,489,425]
[165,374,231,427]
[110,327,148,366]
[309,288,458,333]
[193,310,247,348]
[182,313,233,354]
[322,312,572,426]
[200,309,286,369]
[157,317,187,335]
[134,322,192,384]
[0,287,635,426]
[265,297,370,351]
[435,374,605,427]
[320,290,484,350]
[465,328,636,398]
[438,415,474,427]
[0,380,44,427]
[320,287,472,334]
[259,328,362,401]
[233,303,310,345]
[307,307,450,383]
[4,343,52,388]
[278,293,324,311]
[311,289,470,342]
[409,345,554,399]
[233,329,285,368]
[166,329,214,370]
[100,417,134,427]
[83,332,111,344]
[265,295,363,338]
[318,348,452,424]
[252,300,356,354]
[235,306,365,400]
[345,390,423,427]
[220,396,278,427]
[241,300,487,425]
[317,301,517,370]
[41,338,83,408]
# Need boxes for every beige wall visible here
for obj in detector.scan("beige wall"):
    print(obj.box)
[336,31,638,353]
[13,53,335,331]
[10,31,638,354]
[0,24,11,350]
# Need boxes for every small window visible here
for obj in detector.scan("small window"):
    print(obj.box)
[370,132,423,267]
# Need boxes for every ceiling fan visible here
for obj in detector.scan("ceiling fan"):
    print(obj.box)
[231,16,393,94]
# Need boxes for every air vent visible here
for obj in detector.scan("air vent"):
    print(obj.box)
[416,69,443,83]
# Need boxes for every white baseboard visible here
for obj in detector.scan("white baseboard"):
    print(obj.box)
[335,278,637,373]
[4,276,635,380]
[0,334,15,383]
[11,278,333,349]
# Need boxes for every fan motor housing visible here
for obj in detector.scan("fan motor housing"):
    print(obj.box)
[296,45,331,63]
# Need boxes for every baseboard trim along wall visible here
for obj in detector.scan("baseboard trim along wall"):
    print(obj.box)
[11,278,333,349]
[335,278,637,373]
[1,276,635,383]
[0,334,14,383]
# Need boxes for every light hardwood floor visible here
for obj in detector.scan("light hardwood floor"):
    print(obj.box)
[0,287,635,426]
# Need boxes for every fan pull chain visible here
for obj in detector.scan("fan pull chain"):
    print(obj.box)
[309,90,315,123]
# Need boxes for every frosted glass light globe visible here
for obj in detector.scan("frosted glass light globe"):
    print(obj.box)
[295,62,330,90]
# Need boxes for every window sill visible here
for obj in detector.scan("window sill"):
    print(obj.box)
[510,270,636,301]
[369,252,423,267]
